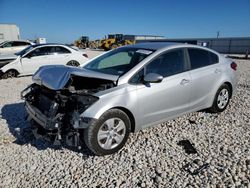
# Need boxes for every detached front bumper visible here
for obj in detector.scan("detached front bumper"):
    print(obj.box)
[25,100,95,130]
[25,100,96,148]
[22,84,98,148]
[25,101,62,130]
[22,85,62,130]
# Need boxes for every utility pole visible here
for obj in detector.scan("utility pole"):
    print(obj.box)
[216,31,220,38]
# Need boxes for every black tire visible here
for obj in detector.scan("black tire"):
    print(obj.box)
[67,60,80,67]
[209,84,231,113]
[1,70,18,79]
[84,109,131,155]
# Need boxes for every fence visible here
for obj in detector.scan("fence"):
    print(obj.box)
[137,37,250,54]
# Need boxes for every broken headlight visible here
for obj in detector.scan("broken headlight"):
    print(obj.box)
[74,95,99,113]
[21,85,33,99]
[70,95,98,129]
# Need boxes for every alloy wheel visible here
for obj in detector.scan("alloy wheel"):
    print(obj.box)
[97,118,126,150]
[217,88,229,109]
[67,61,79,67]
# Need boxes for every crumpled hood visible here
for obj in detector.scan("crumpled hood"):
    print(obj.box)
[0,54,19,68]
[0,53,18,60]
[32,65,119,90]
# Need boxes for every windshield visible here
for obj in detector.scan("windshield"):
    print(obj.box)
[84,47,154,76]
[15,45,34,56]
[0,41,7,47]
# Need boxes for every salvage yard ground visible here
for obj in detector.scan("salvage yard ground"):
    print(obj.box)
[0,50,249,187]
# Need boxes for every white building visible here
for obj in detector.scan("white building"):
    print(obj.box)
[0,24,20,43]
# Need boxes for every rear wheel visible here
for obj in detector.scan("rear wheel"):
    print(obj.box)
[84,109,131,155]
[67,60,80,67]
[1,70,18,79]
[209,84,231,113]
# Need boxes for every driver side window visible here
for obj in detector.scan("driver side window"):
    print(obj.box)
[146,49,185,78]
[27,47,52,57]
[3,42,13,48]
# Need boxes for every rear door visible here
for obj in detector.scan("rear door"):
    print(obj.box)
[187,48,222,109]
[135,48,192,127]
[49,46,71,65]
[20,46,53,74]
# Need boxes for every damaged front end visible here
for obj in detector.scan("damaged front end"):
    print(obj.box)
[21,66,117,149]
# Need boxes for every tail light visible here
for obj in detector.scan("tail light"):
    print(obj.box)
[82,54,88,58]
[230,62,237,71]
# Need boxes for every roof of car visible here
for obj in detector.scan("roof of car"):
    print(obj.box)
[127,42,183,50]
[30,43,65,48]
[2,40,32,43]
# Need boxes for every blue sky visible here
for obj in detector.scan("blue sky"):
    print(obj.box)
[0,0,250,43]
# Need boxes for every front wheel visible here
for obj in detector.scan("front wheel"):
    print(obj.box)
[84,109,131,155]
[209,84,231,113]
[1,70,18,79]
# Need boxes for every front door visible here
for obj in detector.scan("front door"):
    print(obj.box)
[20,46,53,75]
[135,48,192,128]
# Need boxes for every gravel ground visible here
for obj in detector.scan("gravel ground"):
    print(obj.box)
[0,57,249,187]
[81,49,104,59]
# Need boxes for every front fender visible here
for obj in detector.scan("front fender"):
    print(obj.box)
[80,85,138,123]
[1,58,21,73]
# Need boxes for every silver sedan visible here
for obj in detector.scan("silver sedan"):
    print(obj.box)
[23,42,237,155]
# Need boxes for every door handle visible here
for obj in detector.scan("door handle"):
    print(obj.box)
[215,69,221,74]
[180,79,190,85]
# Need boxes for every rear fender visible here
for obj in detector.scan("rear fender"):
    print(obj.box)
[206,78,234,108]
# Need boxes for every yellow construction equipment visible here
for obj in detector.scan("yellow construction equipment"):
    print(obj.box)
[88,40,100,49]
[99,34,135,51]
[74,36,89,49]
[74,36,100,49]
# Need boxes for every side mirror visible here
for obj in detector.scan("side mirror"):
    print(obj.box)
[143,73,163,83]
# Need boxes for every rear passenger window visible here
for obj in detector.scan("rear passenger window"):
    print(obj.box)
[146,49,185,77]
[18,42,30,46]
[10,42,20,47]
[188,48,218,69]
[12,42,29,46]
[54,46,71,54]
[210,52,219,64]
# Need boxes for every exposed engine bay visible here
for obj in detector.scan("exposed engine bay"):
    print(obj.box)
[22,76,116,149]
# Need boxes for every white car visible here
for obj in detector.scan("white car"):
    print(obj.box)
[0,44,89,78]
[0,40,34,55]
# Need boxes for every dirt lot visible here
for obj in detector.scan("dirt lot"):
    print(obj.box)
[0,53,249,187]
